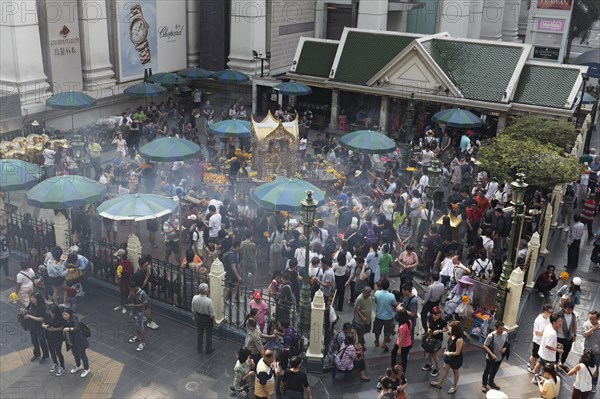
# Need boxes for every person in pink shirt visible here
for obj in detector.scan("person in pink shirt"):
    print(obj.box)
[391,309,412,372]
[250,291,270,332]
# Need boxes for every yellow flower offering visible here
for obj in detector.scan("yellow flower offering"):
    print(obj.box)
[461,295,469,304]
[9,292,17,304]
[406,167,416,172]
[560,271,569,281]
[116,265,123,278]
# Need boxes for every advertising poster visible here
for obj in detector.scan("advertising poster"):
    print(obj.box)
[536,0,573,10]
[116,0,186,82]
[536,19,565,32]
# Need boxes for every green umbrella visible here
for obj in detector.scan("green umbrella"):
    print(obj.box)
[339,130,396,154]
[139,137,201,162]
[124,82,167,97]
[178,67,212,80]
[147,72,188,86]
[212,69,250,83]
[582,92,597,104]
[251,178,326,211]
[46,91,97,134]
[274,82,312,96]
[432,108,481,128]
[97,193,177,221]
[26,175,106,209]
[1,159,42,192]
[208,120,252,138]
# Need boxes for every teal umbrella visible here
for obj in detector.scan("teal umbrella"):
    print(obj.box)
[178,67,212,80]
[274,82,312,96]
[432,108,481,128]
[212,69,250,83]
[139,137,201,162]
[147,72,188,86]
[251,178,326,211]
[124,82,168,97]
[97,193,177,221]
[582,92,597,104]
[26,175,106,209]
[209,120,252,138]
[339,130,396,155]
[46,91,97,134]
[1,159,42,192]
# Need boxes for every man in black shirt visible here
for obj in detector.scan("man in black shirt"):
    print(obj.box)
[281,356,313,399]
[131,255,159,330]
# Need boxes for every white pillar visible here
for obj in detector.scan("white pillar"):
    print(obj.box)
[497,113,507,133]
[480,0,504,41]
[78,0,116,91]
[307,290,325,359]
[228,0,267,75]
[357,0,388,30]
[525,232,540,289]
[539,204,553,256]
[551,185,563,228]
[209,257,226,325]
[380,96,389,133]
[517,0,529,38]
[314,0,327,39]
[252,81,258,115]
[502,0,521,42]
[0,0,49,105]
[127,234,142,271]
[186,0,200,67]
[575,134,584,157]
[329,89,339,130]
[54,213,69,251]
[439,0,472,38]
[504,266,524,332]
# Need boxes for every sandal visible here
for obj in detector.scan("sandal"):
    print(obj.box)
[430,381,442,389]
[448,386,457,394]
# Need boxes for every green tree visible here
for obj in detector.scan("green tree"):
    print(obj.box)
[564,0,600,62]
[503,116,578,150]
[478,135,580,189]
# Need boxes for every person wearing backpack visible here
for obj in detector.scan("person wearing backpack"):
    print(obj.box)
[472,250,494,281]
[360,214,379,249]
[481,320,508,393]
[276,272,295,322]
[61,307,90,378]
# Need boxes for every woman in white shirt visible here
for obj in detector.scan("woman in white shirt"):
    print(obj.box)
[332,247,352,312]
[567,351,596,399]
[16,262,36,306]
[112,133,127,161]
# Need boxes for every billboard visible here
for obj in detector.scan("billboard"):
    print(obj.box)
[115,1,187,82]
[536,0,573,10]
[536,19,565,32]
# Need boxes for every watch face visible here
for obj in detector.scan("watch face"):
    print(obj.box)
[130,18,148,44]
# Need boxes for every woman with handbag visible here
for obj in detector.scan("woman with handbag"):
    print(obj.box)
[567,350,597,399]
[21,291,49,363]
[422,306,447,377]
[431,321,464,394]
[62,308,90,378]
[16,261,36,306]
[231,347,254,399]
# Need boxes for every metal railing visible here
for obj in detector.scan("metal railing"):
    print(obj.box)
[5,211,56,255]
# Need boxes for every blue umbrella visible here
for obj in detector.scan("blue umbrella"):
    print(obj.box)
[124,82,168,97]
[274,82,312,96]
[178,67,212,80]
[0,159,42,192]
[432,108,482,128]
[97,193,178,221]
[208,120,252,138]
[46,91,97,134]
[582,92,597,105]
[251,178,326,211]
[147,72,188,86]
[212,69,250,83]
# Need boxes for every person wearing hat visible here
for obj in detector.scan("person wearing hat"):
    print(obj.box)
[559,277,582,307]
[113,248,133,314]
[250,290,269,332]
[481,321,508,393]
[191,283,215,354]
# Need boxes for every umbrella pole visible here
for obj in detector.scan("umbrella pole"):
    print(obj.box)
[72,113,75,136]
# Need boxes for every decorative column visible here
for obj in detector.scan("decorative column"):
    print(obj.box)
[227,0,267,75]
[497,113,508,133]
[503,266,524,333]
[0,0,49,105]
[127,234,142,271]
[357,0,388,30]
[379,96,389,133]
[575,133,584,157]
[525,232,541,289]
[539,204,553,256]
[306,290,325,372]
[314,0,327,39]
[480,0,505,41]
[186,0,201,67]
[550,185,563,228]
[438,0,472,38]
[329,89,340,130]
[209,257,226,325]
[517,0,529,38]
[54,213,69,251]
[502,0,521,42]
[78,0,116,90]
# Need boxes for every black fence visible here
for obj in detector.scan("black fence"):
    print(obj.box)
[5,211,56,255]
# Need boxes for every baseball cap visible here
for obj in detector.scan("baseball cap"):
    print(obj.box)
[253,291,262,300]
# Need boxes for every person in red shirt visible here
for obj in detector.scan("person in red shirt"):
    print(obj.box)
[474,190,489,214]
[113,249,134,314]
[466,202,482,245]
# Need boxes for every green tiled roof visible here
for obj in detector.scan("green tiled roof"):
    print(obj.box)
[333,31,416,84]
[294,41,338,78]
[513,65,579,109]
[424,39,524,102]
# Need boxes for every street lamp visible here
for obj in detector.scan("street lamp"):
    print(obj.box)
[496,173,528,320]
[299,190,317,335]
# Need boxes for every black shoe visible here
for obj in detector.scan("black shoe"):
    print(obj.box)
[489,382,500,390]
[205,347,215,354]
[31,356,40,362]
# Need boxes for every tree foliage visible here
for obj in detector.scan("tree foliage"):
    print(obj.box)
[478,135,580,189]
[572,0,600,44]
[502,116,578,151]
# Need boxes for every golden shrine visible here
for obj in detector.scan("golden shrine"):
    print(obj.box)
[0,134,69,164]
[251,112,298,179]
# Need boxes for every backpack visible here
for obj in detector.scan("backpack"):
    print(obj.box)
[364,224,377,247]
[288,328,304,356]
[79,321,91,338]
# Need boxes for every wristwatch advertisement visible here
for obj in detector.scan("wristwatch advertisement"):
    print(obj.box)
[129,4,151,65]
